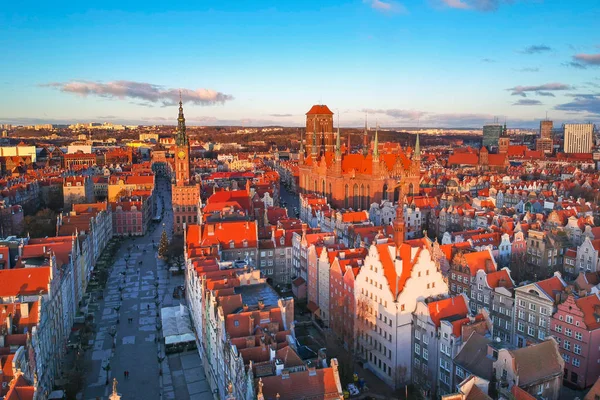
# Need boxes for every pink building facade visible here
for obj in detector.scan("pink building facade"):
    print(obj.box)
[550,294,600,389]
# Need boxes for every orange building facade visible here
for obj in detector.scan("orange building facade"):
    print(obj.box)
[298,105,421,210]
[172,98,201,235]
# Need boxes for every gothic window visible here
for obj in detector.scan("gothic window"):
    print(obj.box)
[353,184,359,210]
[329,183,332,203]
[345,184,349,208]
[367,185,371,207]
[360,184,365,210]
[382,184,388,201]
[314,180,317,193]
[322,180,326,197]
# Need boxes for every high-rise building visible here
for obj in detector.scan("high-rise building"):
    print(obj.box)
[540,120,553,139]
[482,124,503,149]
[564,123,594,154]
[172,96,201,235]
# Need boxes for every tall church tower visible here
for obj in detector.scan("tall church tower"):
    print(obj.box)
[305,105,334,156]
[175,95,191,186]
[498,122,510,154]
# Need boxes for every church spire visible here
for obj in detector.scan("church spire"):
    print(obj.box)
[373,122,379,159]
[299,128,305,162]
[414,133,420,161]
[362,113,368,156]
[175,91,188,146]
[335,113,341,157]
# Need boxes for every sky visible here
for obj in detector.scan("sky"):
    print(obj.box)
[1,0,599,128]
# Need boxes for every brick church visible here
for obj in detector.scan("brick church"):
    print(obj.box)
[297,105,421,210]
[172,96,201,235]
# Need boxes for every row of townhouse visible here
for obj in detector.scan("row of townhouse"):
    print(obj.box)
[467,262,600,391]
[0,202,113,398]
[184,227,345,400]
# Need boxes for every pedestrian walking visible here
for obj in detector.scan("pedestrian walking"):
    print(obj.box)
[126,370,130,379]
[124,371,127,380]
[147,304,150,310]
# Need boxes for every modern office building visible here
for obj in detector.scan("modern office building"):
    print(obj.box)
[564,123,594,153]
[482,124,503,149]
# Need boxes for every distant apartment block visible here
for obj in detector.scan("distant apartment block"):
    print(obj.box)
[564,123,594,154]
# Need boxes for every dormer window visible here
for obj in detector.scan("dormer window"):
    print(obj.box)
[230,240,235,249]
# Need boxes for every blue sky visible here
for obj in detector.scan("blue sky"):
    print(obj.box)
[1,0,599,128]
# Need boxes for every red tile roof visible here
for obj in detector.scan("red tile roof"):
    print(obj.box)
[485,269,514,289]
[511,385,537,400]
[576,293,600,330]
[4,374,34,400]
[428,295,469,329]
[259,366,341,400]
[0,267,51,297]
[463,250,496,276]
[305,105,334,115]
[536,275,566,300]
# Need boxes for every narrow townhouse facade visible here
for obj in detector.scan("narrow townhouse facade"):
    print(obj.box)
[63,176,94,210]
[575,237,600,273]
[513,272,567,347]
[550,293,600,389]
[412,294,469,398]
[449,249,497,297]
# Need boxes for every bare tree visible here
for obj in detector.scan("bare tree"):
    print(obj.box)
[354,294,376,361]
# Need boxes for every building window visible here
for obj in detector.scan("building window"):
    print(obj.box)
[414,343,421,355]
[528,326,535,337]
[564,340,571,351]
[555,324,562,333]
[575,332,582,341]
[566,328,572,337]
[572,358,580,367]
[566,315,574,324]
[574,344,581,355]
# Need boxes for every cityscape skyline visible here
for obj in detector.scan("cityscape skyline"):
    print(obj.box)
[1,0,600,128]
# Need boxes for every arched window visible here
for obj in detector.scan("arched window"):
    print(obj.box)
[345,184,349,208]
[360,184,365,210]
[382,183,388,202]
[367,185,371,207]
[329,183,332,203]
[409,183,414,196]
[314,180,317,193]
[394,186,400,203]
[353,184,359,210]
[322,180,326,197]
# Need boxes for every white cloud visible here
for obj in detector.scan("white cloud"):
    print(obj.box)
[40,80,234,106]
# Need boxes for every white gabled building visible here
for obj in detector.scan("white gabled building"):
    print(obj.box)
[354,237,448,389]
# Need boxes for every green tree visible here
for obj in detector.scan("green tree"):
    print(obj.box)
[158,230,169,259]
[22,208,57,238]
